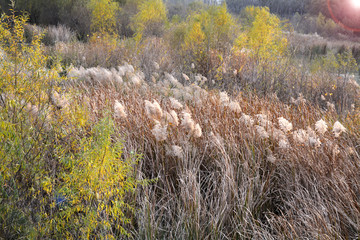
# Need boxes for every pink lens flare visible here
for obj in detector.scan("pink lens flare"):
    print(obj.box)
[327,0,360,32]
[350,0,360,8]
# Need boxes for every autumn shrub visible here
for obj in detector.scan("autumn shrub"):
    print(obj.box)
[43,116,138,239]
[233,6,289,94]
[88,0,120,39]
[131,0,168,42]
[135,37,175,81]
[0,7,62,238]
[169,3,236,78]
[24,24,44,43]
[117,0,142,37]
[0,8,138,239]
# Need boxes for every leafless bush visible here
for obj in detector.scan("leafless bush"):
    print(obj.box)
[135,37,175,81]
[51,39,135,68]
[43,25,76,45]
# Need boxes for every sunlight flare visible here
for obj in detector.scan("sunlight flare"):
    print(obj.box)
[350,0,360,8]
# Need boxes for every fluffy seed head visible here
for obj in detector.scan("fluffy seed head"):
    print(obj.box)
[130,74,142,85]
[309,137,321,148]
[194,75,201,82]
[51,91,68,109]
[346,147,355,155]
[279,138,290,149]
[166,145,183,159]
[240,113,254,126]
[151,123,167,142]
[315,119,328,135]
[193,124,202,138]
[181,111,195,133]
[153,61,160,70]
[220,91,230,106]
[351,104,355,113]
[256,114,272,128]
[113,74,123,84]
[26,103,39,117]
[182,73,190,81]
[332,121,346,138]
[272,127,286,141]
[114,100,127,119]
[164,110,179,126]
[228,101,241,114]
[306,126,317,138]
[165,73,182,88]
[278,117,293,132]
[292,129,308,144]
[255,125,269,139]
[145,99,163,120]
[332,144,340,156]
[327,102,335,112]
[169,97,183,110]
[267,153,276,163]
[118,63,134,76]
[171,110,179,125]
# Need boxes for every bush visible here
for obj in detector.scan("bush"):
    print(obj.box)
[88,0,120,37]
[232,6,289,94]
[170,3,236,77]
[0,8,138,239]
[43,24,76,45]
[47,116,138,238]
[131,0,167,41]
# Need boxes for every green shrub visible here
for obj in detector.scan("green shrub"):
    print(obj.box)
[0,7,139,239]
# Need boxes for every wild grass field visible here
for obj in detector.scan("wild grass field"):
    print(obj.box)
[0,0,360,239]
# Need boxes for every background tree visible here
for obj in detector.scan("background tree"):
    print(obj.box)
[235,6,288,61]
[58,0,92,39]
[226,0,310,16]
[131,0,167,41]
[88,0,120,37]
[179,3,235,76]
[233,6,289,94]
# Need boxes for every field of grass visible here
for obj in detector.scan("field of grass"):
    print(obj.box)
[0,2,360,239]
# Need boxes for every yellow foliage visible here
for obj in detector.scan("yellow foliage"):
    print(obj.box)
[53,116,138,238]
[0,7,138,239]
[234,7,288,62]
[183,3,234,53]
[183,20,206,53]
[131,0,167,41]
[178,3,235,75]
[0,7,64,113]
[88,0,120,37]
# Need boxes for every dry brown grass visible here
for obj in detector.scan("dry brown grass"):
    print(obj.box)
[68,65,360,239]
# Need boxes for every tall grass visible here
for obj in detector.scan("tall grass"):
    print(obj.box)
[72,64,360,239]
